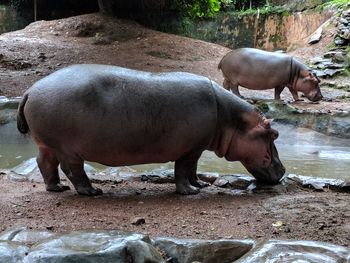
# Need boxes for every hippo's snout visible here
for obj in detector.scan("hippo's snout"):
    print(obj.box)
[310,92,323,102]
[248,163,286,185]
[307,89,323,102]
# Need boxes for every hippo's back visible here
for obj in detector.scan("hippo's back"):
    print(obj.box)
[23,64,218,165]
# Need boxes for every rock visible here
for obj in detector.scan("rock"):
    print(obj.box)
[308,27,322,44]
[326,63,345,69]
[308,19,328,45]
[131,217,146,226]
[0,228,56,245]
[313,69,328,78]
[286,174,350,192]
[323,51,346,63]
[235,240,350,263]
[339,18,349,26]
[0,241,28,263]
[0,228,349,262]
[310,57,331,65]
[153,237,255,263]
[213,174,255,189]
[94,166,137,182]
[11,158,37,177]
[324,68,342,77]
[140,168,175,183]
[24,230,160,263]
[334,36,347,46]
[126,240,165,263]
[339,29,350,40]
[198,172,220,184]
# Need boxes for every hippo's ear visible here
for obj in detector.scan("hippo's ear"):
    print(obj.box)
[270,129,279,140]
[262,118,273,129]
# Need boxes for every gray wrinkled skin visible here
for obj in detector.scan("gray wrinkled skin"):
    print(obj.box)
[17,64,285,196]
[218,48,323,102]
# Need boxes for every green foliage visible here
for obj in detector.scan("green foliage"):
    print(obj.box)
[233,4,287,17]
[174,0,221,18]
[319,0,350,10]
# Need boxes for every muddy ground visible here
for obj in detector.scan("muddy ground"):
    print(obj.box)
[0,13,349,247]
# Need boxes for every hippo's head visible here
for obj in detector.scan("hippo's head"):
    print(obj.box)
[225,117,285,184]
[297,70,322,102]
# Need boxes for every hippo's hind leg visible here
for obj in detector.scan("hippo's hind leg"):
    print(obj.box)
[36,146,70,192]
[58,155,102,196]
[175,152,203,195]
[223,78,241,97]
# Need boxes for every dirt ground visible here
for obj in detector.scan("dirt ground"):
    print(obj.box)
[0,13,349,247]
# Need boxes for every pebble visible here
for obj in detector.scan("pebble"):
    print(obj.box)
[131,217,146,226]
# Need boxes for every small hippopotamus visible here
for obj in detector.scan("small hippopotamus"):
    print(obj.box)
[218,48,322,102]
[17,64,285,196]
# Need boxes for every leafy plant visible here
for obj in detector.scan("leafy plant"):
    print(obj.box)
[173,0,221,18]
[319,0,350,10]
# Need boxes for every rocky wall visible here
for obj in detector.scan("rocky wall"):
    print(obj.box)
[136,9,332,51]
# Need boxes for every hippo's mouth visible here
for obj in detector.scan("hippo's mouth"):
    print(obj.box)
[247,165,285,185]
[307,92,323,102]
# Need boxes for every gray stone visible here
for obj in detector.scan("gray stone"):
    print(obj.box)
[131,217,146,226]
[257,100,350,139]
[339,18,349,26]
[286,174,350,192]
[308,25,323,44]
[323,51,346,63]
[94,166,138,183]
[140,168,175,183]
[198,172,219,184]
[326,63,345,69]
[334,37,347,46]
[324,68,342,77]
[0,241,28,263]
[11,158,37,177]
[340,29,350,40]
[126,240,165,263]
[313,69,328,78]
[235,240,350,263]
[3,228,56,245]
[310,57,331,64]
[153,237,255,263]
[23,230,161,263]
[213,174,255,189]
[0,97,20,110]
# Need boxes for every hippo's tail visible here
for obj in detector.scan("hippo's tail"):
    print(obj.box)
[17,93,29,134]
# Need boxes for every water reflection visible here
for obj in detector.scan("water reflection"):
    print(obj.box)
[1,123,349,180]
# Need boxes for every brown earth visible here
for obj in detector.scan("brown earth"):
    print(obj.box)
[0,13,349,248]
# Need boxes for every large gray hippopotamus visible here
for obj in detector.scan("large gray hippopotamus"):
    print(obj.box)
[17,64,285,196]
[218,48,322,102]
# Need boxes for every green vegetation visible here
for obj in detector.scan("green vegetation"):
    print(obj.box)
[173,0,221,18]
[319,0,350,10]
[236,5,288,17]
[172,0,284,19]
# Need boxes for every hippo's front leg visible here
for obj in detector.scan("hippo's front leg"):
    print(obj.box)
[288,87,303,102]
[274,86,285,100]
[174,153,202,195]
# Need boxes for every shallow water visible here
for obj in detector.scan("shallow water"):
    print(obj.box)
[1,122,350,180]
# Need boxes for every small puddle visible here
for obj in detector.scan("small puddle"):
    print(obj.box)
[1,122,349,180]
